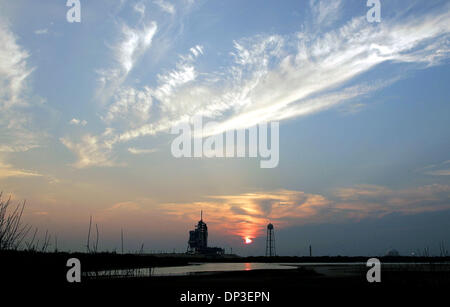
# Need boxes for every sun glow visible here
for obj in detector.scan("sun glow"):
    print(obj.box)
[244,237,253,244]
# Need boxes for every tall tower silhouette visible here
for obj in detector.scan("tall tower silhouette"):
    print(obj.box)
[265,223,276,257]
[187,210,208,253]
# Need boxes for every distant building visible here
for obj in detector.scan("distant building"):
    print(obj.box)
[187,211,224,256]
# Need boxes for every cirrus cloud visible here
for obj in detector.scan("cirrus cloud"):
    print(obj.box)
[62,2,450,168]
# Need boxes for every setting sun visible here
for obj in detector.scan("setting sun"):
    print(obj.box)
[244,237,253,244]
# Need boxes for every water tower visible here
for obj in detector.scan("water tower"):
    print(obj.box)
[265,223,276,257]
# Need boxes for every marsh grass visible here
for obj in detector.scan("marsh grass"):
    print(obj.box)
[0,193,31,250]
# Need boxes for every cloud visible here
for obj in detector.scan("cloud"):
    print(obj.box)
[127,9,450,137]
[117,22,157,74]
[60,133,119,168]
[0,22,33,110]
[0,144,39,153]
[64,17,160,162]
[69,118,87,126]
[154,0,175,15]
[127,147,158,154]
[108,201,141,211]
[103,87,152,126]
[63,43,203,163]
[418,160,450,176]
[310,0,342,27]
[0,21,46,154]
[140,8,449,135]
[427,170,450,176]
[34,28,48,35]
[153,45,203,103]
[334,184,450,217]
[133,2,146,18]
[65,3,450,168]
[0,160,43,178]
[159,184,450,240]
[96,21,158,102]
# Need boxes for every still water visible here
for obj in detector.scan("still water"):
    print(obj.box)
[84,262,448,278]
[153,262,297,276]
[84,262,298,278]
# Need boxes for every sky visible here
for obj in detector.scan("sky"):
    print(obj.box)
[0,0,449,256]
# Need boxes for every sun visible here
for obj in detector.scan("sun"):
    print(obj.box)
[244,237,253,244]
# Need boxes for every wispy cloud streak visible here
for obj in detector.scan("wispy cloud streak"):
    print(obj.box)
[63,2,450,167]
[159,184,450,240]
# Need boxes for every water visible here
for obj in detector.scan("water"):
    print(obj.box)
[153,262,296,276]
[84,262,450,279]
[84,262,297,278]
